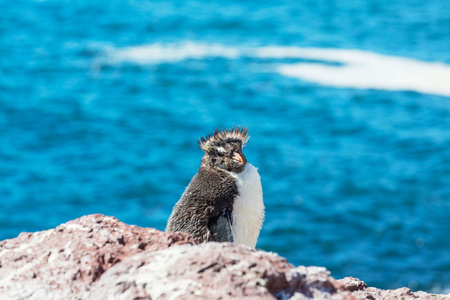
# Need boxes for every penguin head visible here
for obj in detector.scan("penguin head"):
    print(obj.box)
[198,127,250,173]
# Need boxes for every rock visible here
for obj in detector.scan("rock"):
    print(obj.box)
[337,277,367,292]
[90,243,355,300]
[0,214,448,300]
[0,214,194,300]
[338,278,450,300]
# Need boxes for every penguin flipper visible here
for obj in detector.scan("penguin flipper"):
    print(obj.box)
[208,209,234,243]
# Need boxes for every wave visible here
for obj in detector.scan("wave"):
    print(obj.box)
[274,48,450,97]
[105,42,239,63]
[104,42,450,97]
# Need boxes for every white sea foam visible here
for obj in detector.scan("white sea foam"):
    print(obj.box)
[273,48,450,97]
[105,42,450,97]
[106,42,239,63]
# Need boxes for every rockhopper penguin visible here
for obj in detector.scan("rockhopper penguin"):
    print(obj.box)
[165,127,264,248]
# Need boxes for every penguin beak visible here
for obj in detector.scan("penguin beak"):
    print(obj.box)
[232,153,244,165]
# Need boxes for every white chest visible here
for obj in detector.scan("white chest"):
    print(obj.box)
[230,163,264,248]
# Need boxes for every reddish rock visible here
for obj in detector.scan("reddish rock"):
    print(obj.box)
[337,277,367,292]
[338,278,450,300]
[0,214,194,299]
[351,286,449,300]
[0,214,448,300]
[90,243,356,300]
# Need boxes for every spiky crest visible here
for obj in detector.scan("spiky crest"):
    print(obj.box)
[198,126,250,152]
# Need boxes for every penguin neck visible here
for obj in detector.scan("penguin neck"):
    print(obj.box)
[229,163,264,248]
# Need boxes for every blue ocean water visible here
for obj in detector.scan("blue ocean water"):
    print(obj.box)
[1,0,450,293]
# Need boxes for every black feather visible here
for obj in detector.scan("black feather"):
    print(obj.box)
[208,209,234,242]
[165,166,238,243]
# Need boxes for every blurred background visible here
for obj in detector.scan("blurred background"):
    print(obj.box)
[1,0,450,294]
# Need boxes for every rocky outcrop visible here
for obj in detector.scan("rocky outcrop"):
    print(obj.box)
[337,277,449,300]
[0,214,193,299]
[90,243,354,300]
[0,214,448,300]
